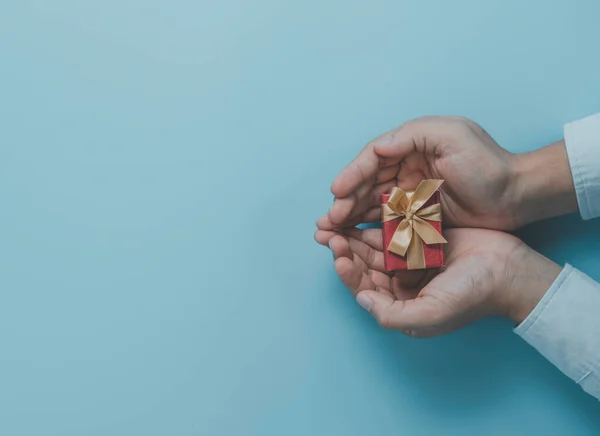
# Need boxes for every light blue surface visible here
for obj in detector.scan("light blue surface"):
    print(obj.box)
[1,1,600,435]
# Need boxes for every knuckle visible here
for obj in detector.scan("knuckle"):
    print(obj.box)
[398,119,416,133]
[453,117,472,131]
[412,115,439,123]
[402,116,432,131]
[453,116,478,131]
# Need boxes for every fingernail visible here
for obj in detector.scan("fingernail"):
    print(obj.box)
[328,241,336,259]
[356,294,373,312]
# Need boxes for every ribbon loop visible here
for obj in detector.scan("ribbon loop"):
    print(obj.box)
[408,180,444,213]
[387,219,413,257]
[416,203,442,222]
[412,216,447,245]
[382,180,447,269]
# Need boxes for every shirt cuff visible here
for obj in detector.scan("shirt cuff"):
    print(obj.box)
[515,265,600,399]
[564,113,600,220]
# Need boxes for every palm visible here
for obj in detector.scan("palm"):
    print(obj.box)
[326,227,523,337]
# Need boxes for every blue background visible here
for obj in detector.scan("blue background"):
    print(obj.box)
[1,1,600,435]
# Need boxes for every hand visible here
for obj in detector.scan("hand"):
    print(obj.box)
[316,227,561,337]
[317,116,577,232]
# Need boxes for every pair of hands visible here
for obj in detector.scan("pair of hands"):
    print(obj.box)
[316,117,570,337]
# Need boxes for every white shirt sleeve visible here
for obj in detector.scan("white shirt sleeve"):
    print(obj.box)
[515,265,600,399]
[515,113,600,400]
[564,112,600,220]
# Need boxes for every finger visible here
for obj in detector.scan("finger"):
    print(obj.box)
[330,130,400,198]
[330,236,383,295]
[396,156,430,190]
[344,233,393,290]
[328,179,396,227]
[377,164,400,183]
[374,116,468,159]
[334,258,376,296]
[356,290,395,320]
[344,207,382,226]
[396,170,428,192]
[330,148,378,198]
[334,257,363,292]
[314,230,337,246]
[370,270,393,293]
[328,191,361,226]
[316,214,335,230]
[324,179,396,228]
[317,194,361,230]
[347,236,386,273]
[317,206,381,231]
[340,228,383,251]
[329,235,352,259]
[333,229,391,286]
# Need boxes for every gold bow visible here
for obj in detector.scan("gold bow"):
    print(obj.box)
[382,180,447,269]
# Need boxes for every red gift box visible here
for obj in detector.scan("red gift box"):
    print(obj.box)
[382,187,445,272]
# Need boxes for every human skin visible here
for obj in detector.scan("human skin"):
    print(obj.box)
[316,116,577,334]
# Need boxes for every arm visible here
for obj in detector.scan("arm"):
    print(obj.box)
[512,113,600,225]
[514,265,600,399]
[564,113,600,220]
[317,113,600,400]
[512,140,579,226]
[511,113,600,399]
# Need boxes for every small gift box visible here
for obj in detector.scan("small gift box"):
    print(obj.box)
[381,180,447,271]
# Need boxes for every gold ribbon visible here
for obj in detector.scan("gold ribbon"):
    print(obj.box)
[382,180,447,269]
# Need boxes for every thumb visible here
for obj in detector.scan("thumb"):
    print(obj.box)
[356,290,447,337]
[356,291,394,318]
[355,291,403,330]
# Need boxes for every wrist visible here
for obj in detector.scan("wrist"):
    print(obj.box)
[501,244,562,324]
[510,141,578,227]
